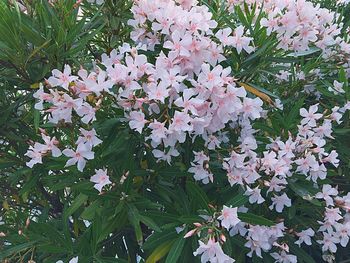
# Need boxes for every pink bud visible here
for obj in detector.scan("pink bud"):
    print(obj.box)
[25,218,30,228]
[220,234,226,243]
[38,128,47,135]
[193,222,202,227]
[184,229,196,238]
[0,232,6,237]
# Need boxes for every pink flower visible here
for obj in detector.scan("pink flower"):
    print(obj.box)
[299,104,322,127]
[25,146,43,168]
[62,143,94,172]
[269,193,291,213]
[218,206,240,230]
[193,238,235,263]
[169,111,192,132]
[317,233,339,253]
[39,134,62,157]
[164,30,192,57]
[152,148,179,164]
[215,28,234,47]
[33,85,52,110]
[231,26,254,54]
[198,64,223,91]
[324,207,342,224]
[90,169,112,192]
[328,80,345,95]
[76,103,96,124]
[148,120,168,145]
[189,163,213,184]
[335,222,350,247]
[315,184,338,206]
[47,64,78,90]
[76,128,102,148]
[245,186,265,204]
[241,97,263,120]
[129,111,147,133]
[270,251,297,263]
[147,82,169,103]
[295,228,315,246]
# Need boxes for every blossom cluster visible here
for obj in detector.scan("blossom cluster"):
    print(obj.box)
[26,65,112,192]
[187,103,350,261]
[227,0,350,56]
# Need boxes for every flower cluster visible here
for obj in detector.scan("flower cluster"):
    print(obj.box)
[228,0,350,56]
[26,65,109,190]
[187,103,350,261]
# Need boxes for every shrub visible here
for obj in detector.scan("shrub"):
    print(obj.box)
[1,0,350,262]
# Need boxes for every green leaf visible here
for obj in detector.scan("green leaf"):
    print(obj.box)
[289,180,322,206]
[127,204,143,245]
[186,181,210,211]
[226,193,249,207]
[238,212,275,226]
[285,97,305,129]
[143,230,178,251]
[0,241,38,260]
[288,238,316,263]
[139,214,161,232]
[145,240,175,263]
[165,235,186,263]
[33,109,40,131]
[64,193,88,219]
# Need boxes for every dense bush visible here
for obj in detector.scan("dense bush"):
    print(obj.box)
[1,0,350,262]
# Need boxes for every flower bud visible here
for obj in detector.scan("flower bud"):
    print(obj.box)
[184,229,196,238]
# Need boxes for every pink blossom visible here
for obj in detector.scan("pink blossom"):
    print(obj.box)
[129,111,147,133]
[47,64,78,90]
[76,128,102,148]
[25,146,43,168]
[193,238,235,263]
[245,186,265,204]
[90,169,112,192]
[269,193,292,213]
[300,104,323,127]
[62,143,94,172]
[318,233,339,253]
[218,206,240,230]
[295,228,315,246]
[230,26,254,54]
[315,184,338,206]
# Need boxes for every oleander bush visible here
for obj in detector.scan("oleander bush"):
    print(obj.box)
[1,0,350,262]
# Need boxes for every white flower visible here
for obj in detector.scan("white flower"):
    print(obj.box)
[56,256,78,263]
[317,233,339,253]
[87,0,104,6]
